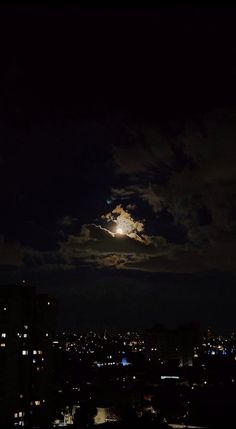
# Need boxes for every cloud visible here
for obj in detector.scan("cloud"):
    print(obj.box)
[112,184,165,214]
[56,219,176,271]
[16,220,236,274]
[107,111,236,272]
[57,221,236,273]
[58,215,79,227]
[3,111,236,275]
[102,204,145,236]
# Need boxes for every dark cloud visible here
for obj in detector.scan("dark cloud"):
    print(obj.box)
[57,215,79,227]
[107,111,236,272]
[3,109,236,275]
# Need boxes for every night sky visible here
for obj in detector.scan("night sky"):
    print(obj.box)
[1,7,236,330]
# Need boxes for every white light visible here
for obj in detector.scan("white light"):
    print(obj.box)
[1,333,6,338]
[116,227,124,235]
[161,376,180,380]
[22,350,28,355]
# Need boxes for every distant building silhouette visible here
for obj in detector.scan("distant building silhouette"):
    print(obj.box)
[145,323,201,367]
[0,282,56,427]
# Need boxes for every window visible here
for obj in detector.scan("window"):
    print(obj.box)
[0,343,6,348]
[24,325,28,330]
[35,400,40,406]
[1,333,6,338]
[22,350,28,355]
[23,334,28,338]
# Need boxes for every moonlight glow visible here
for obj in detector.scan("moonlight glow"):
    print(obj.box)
[116,227,124,235]
[102,204,145,239]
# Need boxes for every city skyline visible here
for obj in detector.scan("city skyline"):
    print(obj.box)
[0,281,236,428]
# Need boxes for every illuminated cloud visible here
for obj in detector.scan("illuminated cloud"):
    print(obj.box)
[102,204,145,240]
[110,111,236,270]
[4,111,236,275]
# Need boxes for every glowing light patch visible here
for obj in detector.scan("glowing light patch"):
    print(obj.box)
[116,227,124,235]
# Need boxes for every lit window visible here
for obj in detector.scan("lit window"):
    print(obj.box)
[19,394,24,399]
[35,400,40,406]
[38,350,43,355]
[1,333,6,338]
[47,301,50,306]
[45,333,49,337]
[24,325,28,330]
[19,412,23,417]
[0,343,6,347]
[22,350,28,355]
[33,359,36,363]
[23,334,28,338]
[3,307,7,311]
[14,413,18,418]
[33,350,37,355]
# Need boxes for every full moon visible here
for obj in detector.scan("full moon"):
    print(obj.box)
[116,227,124,235]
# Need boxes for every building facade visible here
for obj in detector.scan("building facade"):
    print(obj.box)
[145,323,201,367]
[0,283,56,427]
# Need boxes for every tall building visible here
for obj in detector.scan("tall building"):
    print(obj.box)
[0,282,56,427]
[145,323,201,367]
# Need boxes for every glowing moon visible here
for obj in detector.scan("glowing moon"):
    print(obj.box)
[116,227,124,235]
